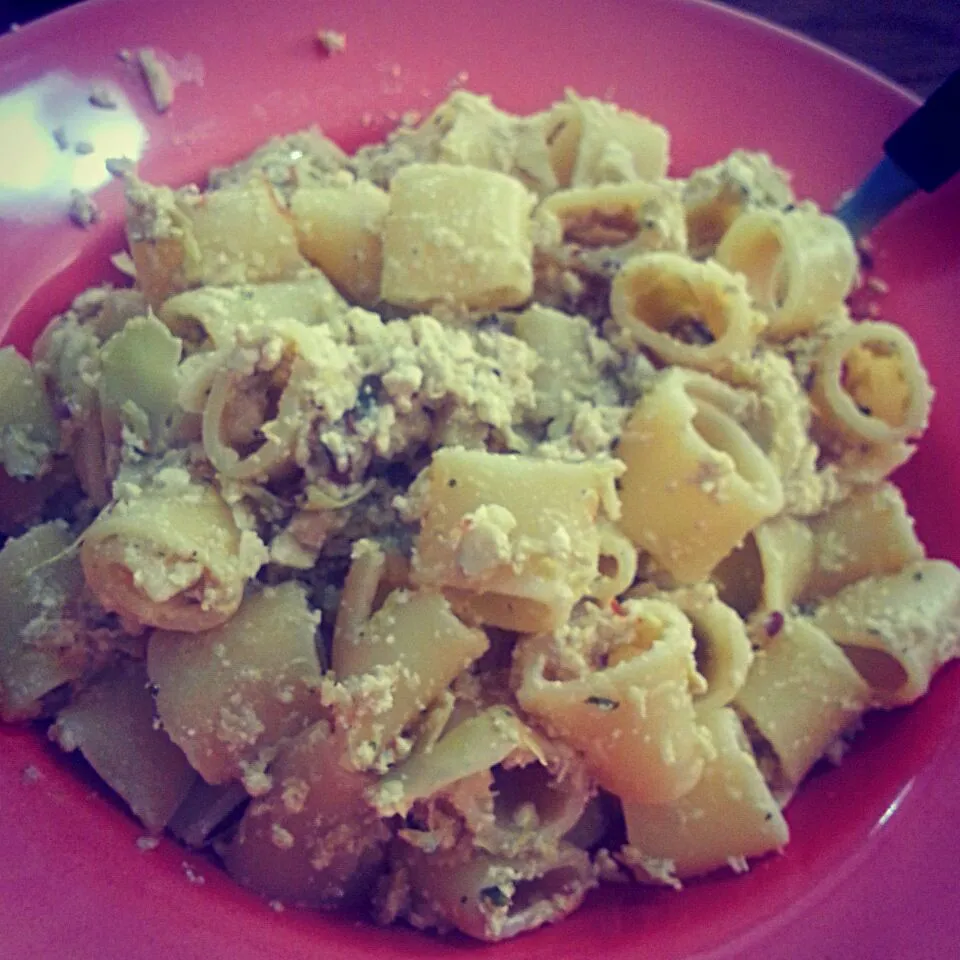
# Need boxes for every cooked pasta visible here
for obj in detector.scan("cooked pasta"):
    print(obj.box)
[1,87,957,944]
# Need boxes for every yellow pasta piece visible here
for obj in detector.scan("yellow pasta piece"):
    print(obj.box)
[621,707,788,882]
[610,252,765,372]
[331,588,489,764]
[81,470,263,632]
[126,177,309,308]
[715,205,857,339]
[51,660,196,832]
[515,599,707,805]
[148,582,324,785]
[0,347,60,478]
[735,617,869,783]
[222,720,391,908]
[812,560,960,707]
[617,370,784,583]
[380,163,535,310]
[291,180,390,307]
[410,448,623,632]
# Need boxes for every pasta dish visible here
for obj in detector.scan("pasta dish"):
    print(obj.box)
[1,90,957,942]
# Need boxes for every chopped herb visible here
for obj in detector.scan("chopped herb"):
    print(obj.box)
[795,600,819,617]
[447,478,457,488]
[480,886,509,908]
[764,812,773,821]
[857,404,873,417]
[667,316,715,346]
[460,895,468,905]
[586,696,620,711]
[913,571,924,582]
[353,375,380,418]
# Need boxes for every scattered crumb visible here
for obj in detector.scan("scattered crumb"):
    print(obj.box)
[68,189,101,228]
[136,835,160,851]
[89,85,117,109]
[74,140,95,156]
[317,29,346,55]
[110,251,138,277]
[866,276,889,295]
[385,109,399,123]
[21,765,41,785]
[269,900,285,913]
[9,22,20,33]
[182,861,206,885]
[52,126,69,151]
[137,48,175,113]
[105,156,134,177]
[448,70,469,89]
[117,48,132,62]
[400,110,421,127]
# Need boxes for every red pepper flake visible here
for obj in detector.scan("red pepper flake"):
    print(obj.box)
[764,610,784,637]
[610,599,625,616]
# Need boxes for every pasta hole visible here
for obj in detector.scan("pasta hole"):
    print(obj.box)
[509,865,582,915]
[220,367,287,458]
[690,403,765,490]
[625,271,726,345]
[561,204,638,248]
[841,645,908,694]
[597,554,619,580]
[491,762,565,832]
[686,188,743,255]
[841,342,910,428]
[728,228,786,313]
[711,535,763,617]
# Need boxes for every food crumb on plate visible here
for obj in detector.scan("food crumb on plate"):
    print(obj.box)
[136,48,175,113]
[67,189,100,228]
[105,156,134,177]
[182,861,206,885]
[74,139,95,156]
[88,85,117,109]
[269,900,285,913]
[136,836,160,852]
[317,29,346,55]
[21,765,41,785]
[52,126,69,151]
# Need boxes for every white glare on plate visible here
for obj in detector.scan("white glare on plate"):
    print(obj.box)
[0,71,147,222]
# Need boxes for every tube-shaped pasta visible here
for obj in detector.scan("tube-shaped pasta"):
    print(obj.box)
[536,181,687,275]
[811,321,933,447]
[50,660,197,833]
[398,841,596,941]
[812,560,960,707]
[380,163,535,311]
[802,484,924,601]
[80,470,263,632]
[159,273,348,349]
[735,617,869,783]
[411,448,623,633]
[98,313,182,446]
[621,707,788,882]
[201,318,358,481]
[167,780,249,849]
[544,91,669,188]
[715,205,857,339]
[330,588,489,765]
[0,522,87,721]
[514,599,707,805]
[646,584,754,713]
[712,516,814,616]
[616,370,784,583]
[592,524,639,605]
[222,720,391,908]
[0,347,60,478]
[148,582,324,785]
[126,177,309,308]
[291,180,390,307]
[610,253,765,372]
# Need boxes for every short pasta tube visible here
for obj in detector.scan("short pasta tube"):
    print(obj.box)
[147,582,325,785]
[536,181,687,275]
[812,560,960,707]
[222,720,392,908]
[159,273,348,349]
[610,252,765,372]
[396,840,595,941]
[735,617,870,783]
[801,484,924,601]
[616,370,784,584]
[715,205,857,339]
[410,448,623,633]
[50,659,197,833]
[0,522,87,722]
[291,180,390,307]
[620,707,788,883]
[544,91,669,188]
[380,163,535,311]
[330,588,489,765]
[514,599,707,805]
[80,469,263,632]
[811,320,933,447]
[0,347,60,479]
[126,177,309,308]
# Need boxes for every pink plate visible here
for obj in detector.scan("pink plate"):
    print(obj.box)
[1,1,959,957]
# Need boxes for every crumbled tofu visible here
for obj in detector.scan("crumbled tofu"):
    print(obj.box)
[137,48,175,113]
[67,189,100,228]
[89,85,118,109]
[317,29,346,55]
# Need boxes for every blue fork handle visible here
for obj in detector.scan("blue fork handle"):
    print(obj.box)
[835,65,960,237]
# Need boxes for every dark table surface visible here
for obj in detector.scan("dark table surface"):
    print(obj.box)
[6,0,959,97]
